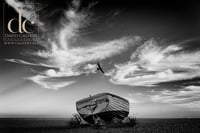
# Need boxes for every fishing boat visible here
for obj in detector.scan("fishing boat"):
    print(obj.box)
[76,93,129,124]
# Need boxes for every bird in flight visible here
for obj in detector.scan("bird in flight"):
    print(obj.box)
[96,62,104,74]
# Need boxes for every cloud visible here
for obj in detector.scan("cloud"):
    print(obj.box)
[151,86,200,110]
[82,64,98,74]
[5,0,43,27]
[107,39,200,86]
[5,0,199,91]
[5,0,142,90]
[27,73,76,90]
[5,59,59,69]
[26,68,79,90]
[29,36,140,89]
[36,36,139,66]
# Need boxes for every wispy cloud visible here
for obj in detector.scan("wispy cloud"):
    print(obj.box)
[27,74,76,90]
[5,0,43,27]
[107,39,200,86]
[5,59,59,69]
[26,36,139,89]
[5,0,141,90]
[151,86,200,110]
[35,36,139,67]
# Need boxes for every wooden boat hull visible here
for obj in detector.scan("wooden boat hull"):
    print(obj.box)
[76,93,129,124]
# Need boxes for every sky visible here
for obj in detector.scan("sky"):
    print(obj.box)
[0,0,200,118]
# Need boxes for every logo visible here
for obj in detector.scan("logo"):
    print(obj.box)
[3,3,39,45]
[7,8,33,33]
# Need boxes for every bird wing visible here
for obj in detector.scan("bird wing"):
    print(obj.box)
[97,62,104,73]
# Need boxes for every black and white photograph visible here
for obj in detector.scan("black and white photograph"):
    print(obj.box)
[0,0,200,132]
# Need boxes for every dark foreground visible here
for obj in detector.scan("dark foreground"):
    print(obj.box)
[0,118,200,133]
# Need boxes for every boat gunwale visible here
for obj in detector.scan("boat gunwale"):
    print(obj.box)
[76,92,129,105]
